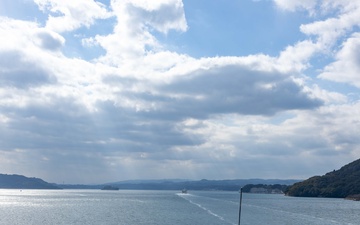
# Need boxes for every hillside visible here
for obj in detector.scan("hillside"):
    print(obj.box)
[285,158,360,198]
[0,174,61,189]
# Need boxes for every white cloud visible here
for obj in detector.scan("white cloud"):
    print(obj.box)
[34,0,111,32]
[306,84,348,104]
[273,0,317,13]
[277,40,319,72]
[0,17,66,53]
[90,0,187,66]
[319,33,360,87]
[173,101,360,178]
[300,4,360,48]
[0,17,37,51]
[273,0,360,90]
[124,0,187,34]
[277,0,360,46]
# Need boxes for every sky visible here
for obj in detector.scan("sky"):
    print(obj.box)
[0,0,360,184]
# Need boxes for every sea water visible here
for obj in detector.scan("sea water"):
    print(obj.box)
[0,189,359,225]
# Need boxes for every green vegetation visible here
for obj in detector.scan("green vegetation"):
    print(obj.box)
[285,158,360,198]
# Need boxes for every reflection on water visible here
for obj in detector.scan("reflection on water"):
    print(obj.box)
[0,190,359,225]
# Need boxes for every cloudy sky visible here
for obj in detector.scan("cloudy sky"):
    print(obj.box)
[0,0,360,184]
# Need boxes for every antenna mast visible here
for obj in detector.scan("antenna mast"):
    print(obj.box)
[238,187,243,225]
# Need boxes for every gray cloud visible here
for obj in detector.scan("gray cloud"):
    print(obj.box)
[104,64,323,124]
[0,95,201,154]
[0,50,57,88]
[35,30,65,51]
[155,65,323,118]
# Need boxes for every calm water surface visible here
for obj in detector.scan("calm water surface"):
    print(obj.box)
[0,189,359,225]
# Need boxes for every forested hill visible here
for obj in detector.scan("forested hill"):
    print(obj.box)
[0,174,60,189]
[285,158,360,198]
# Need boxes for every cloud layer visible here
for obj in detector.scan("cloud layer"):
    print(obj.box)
[0,0,359,183]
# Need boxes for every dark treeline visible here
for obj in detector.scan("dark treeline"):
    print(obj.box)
[242,184,288,193]
[285,158,360,198]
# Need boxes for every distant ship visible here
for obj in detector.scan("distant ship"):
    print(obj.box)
[181,188,187,194]
[101,185,119,190]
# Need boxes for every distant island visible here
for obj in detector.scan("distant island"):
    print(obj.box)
[4,157,360,199]
[285,158,360,199]
[0,173,299,192]
[59,178,299,191]
[0,174,61,189]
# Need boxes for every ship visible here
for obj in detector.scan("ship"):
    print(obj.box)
[101,185,119,190]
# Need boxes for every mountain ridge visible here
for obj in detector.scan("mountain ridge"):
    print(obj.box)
[0,174,61,189]
[0,173,300,191]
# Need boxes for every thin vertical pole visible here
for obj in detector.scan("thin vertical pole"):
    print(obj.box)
[238,187,243,225]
